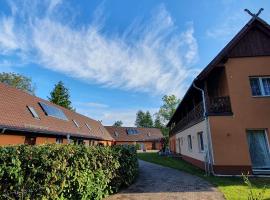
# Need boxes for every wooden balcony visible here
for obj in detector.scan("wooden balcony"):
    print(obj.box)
[170,96,232,134]
[207,96,232,115]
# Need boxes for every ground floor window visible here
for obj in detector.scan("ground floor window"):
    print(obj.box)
[247,129,270,169]
[187,135,192,151]
[56,137,63,144]
[197,132,204,152]
[25,136,36,145]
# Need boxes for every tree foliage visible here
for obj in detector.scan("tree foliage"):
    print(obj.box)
[0,72,35,95]
[48,81,74,110]
[135,110,153,128]
[154,95,180,146]
[113,120,123,127]
[0,144,138,200]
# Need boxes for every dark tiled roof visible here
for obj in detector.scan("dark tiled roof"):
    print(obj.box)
[105,126,163,142]
[0,83,113,141]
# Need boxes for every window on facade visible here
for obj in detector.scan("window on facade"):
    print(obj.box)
[56,137,63,144]
[197,132,204,152]
[25,136,36,145]
[187,135,192,151]
[249,77,270,96]
[72,119,79,127]
[27,106,40,119]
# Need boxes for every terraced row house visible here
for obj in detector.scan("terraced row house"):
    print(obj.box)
[168,15,270,175]
[0,82,163,148]
[105,126,163,151]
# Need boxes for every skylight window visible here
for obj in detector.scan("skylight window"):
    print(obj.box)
[27,106,40,119]
[126,128,139,135]
[39,102,68,121]
[114,131,119,137]
[85,123,91,130]
[72,119,79,127]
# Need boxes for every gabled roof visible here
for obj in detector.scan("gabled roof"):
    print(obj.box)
[0,83,113,141]
[168,16,270,127]
[105,126,163,142]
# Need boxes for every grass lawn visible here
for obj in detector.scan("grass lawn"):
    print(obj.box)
[137,152,270,200]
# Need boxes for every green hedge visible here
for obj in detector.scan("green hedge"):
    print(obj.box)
[0,144,138,200]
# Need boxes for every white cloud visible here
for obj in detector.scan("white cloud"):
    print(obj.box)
[206,12,248,41]
[0,0,199,97]
[76,106,158,127]
[75,102,109,109]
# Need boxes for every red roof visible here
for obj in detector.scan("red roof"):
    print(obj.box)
[105,126,163,142]
[0,83,113,141]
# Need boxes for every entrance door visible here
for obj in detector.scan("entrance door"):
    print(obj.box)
[177,138,181,154]
[247,130,270,169]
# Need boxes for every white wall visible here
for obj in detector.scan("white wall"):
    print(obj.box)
[175,120,208,162]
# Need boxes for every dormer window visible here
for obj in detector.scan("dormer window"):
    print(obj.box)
[27,106,40,119]
[147,132,151,137]
[72,119,79,127]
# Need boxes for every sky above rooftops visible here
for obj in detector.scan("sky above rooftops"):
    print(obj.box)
[0,0,270,126]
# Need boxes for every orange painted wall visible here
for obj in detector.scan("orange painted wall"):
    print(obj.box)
[36,137,56,145]
[0,135,25,145]
[210,56,270,166]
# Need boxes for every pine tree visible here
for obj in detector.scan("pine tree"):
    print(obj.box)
[48,81,74,110]
[113,120,123,127]
[135,110,153,128]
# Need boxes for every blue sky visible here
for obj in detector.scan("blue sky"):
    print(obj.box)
[0,0,270,126]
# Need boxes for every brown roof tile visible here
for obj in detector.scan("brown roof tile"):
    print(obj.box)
[105,126,163,142]
[0,83,113,141]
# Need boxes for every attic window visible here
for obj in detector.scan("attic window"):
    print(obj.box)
[147,132,151,137]
[99,126,104,134]
[126,128,139,135]
[72,119,79,127]
[27,106,40,119]
[85,123,91,130]
[39,102,68,121]
[114,131,119,137]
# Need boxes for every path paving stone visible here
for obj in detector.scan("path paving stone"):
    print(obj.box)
[106,160,225,200]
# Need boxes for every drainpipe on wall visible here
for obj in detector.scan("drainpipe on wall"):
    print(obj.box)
[192,81,214,176]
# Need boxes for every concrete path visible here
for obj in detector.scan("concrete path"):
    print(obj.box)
[106,160,224,200]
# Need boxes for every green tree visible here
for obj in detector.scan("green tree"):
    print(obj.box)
[0,72,35,95]
[158,95,180,124]
[135,110,153,128]
[48,81,74,110]
[113,120,123,127]
[154,95,180,146]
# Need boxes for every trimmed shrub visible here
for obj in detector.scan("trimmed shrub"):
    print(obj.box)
[0,144,138,200]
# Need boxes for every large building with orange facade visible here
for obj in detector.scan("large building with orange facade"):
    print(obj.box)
[168,16,270,175]
[0,83,114,146]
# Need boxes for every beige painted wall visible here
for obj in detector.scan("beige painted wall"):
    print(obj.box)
[175,120,208,162]
[210,56,270,166]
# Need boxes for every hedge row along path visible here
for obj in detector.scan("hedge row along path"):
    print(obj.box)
[106,160,224,200]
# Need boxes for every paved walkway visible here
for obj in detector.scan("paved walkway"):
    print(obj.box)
[106,160,224,200]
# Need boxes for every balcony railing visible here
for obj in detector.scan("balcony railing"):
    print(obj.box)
[170,96,232,134]
[207,96,232,115]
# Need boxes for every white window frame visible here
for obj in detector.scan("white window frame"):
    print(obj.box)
[85,123,91,131]
[72,119,80,127]
[250,76,270,97]
[197,132,205,152]
[27,106,40,119]
[187,135,192,151]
